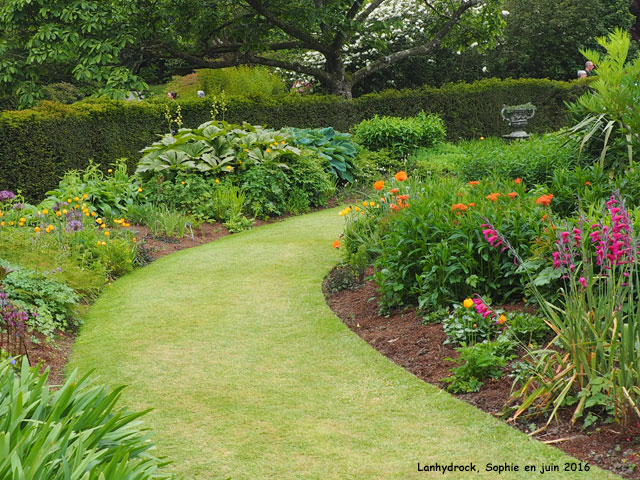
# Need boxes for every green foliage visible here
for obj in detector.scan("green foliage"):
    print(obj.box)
[198,67,287,98]
[371,176,545,310]
[0,1,147,108]
[0,79,586,202]
[455,134,584,186]
[44,159,144,219]
[504,312,551,347]
[136,119,298,180]
[353,112,446,157]
[442,304,501,346]
[0,358,178,479]
[566,29,640,168]
[39,82,86,104]
[1,265,79,338]
[240,164,289,219]
[351,148,405,184]
[127,204,194,239]
[444,338,515,393]
[285,127,359,182]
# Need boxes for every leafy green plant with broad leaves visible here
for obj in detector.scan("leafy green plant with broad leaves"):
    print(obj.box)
[43,159,144,219]
[566,28,640,167]
[136,120,300,180]
[444,337,516,393]
[0,357,179,479]
[284,127,359,182]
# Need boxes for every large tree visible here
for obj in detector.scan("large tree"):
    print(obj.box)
[0,0,148,108]
[156,0,505,98]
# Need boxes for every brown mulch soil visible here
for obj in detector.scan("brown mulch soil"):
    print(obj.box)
[324,266,640,479]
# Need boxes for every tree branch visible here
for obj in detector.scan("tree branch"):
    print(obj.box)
[160,43,334,84]
[355,0,385,23]
[244,0,328,53]
[352,0,480,85]
[331,0,365,51]
[206,41,305,55]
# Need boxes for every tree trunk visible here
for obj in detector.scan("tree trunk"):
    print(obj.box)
[325,53,353,99]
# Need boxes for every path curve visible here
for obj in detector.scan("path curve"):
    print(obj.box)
[69,209,619,479]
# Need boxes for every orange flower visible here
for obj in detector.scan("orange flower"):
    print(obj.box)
[497,314,507,325]
[332,239,340,249]
[390,203,400,211]
[536,194,554,206]
[486,192,501,202]
[389,188,399,194]
[468,202,476,207]
[451,203,468,212]
[468,180,480,187]
[585,181,591,186]
[374,180,384,191]
[394,171,408,181]
[514,178,522,184]
[507,192,518,199]
[396,194,409,201]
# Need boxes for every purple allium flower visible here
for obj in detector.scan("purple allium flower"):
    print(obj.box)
[12,203,24,210]
[66,220,84,232]
[66,210,83,221]
[52,202,67,212]
[0,191,15,202]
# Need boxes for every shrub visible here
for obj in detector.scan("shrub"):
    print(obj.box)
[0,78,587,202]
[198,66,288,98]
[353,112,446,157]
[39,82,86,104]
[455,134,584,186]
[0,358,178,479]
[284,127,359,182]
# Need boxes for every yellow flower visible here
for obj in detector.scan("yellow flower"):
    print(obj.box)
[243,148,249,152]
[463,298,474,309]
[18,222,24,227]
[97,240,102,246]
[281,140,285,144]
[362,201,368,206]
[74,196,79,202]
[85,212,90,217]
[133,237,138,243]
[0,221,4,226]
[19,217,26,223]
[9,221,14,226]
[100,224,106,229]
[56,211,61,217]
[226,166,232,170]
[137,188,142,193]
[96,218,103,224]
[67,198,72,203]
[355,206,360,212]
[102,241,106,246]
[215,179,220,183]
[91,212,96,217]
[63,209,68,214]
[37,211,41,215]
[181,181,186,185]
[497,314,507,325]
[266,149,271,153]
[35,226,40,232]
[107,169,113,173]
[42,209,48,215]
[46,225,54,233]
[83,193,88,199]
[369,201,375,207]
[75,204,79,208]
[104,231,110,236]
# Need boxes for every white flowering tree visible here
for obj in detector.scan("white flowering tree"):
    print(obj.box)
[160,0,505,98]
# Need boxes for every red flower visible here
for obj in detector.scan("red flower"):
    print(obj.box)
[514,178,522,184]
[507,192,518,199]
[468,180,480,187]
[332,239,340,248]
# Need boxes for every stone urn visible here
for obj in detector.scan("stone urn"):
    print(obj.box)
[501,103,536,140]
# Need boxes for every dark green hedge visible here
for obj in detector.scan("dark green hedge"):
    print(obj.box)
[0,78,588,202]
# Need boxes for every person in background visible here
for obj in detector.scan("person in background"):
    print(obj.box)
[585,61,596,76]
[577,70,588,79]
[167,91,177,100]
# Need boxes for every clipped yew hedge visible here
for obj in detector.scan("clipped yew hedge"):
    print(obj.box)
[0,78,588,201]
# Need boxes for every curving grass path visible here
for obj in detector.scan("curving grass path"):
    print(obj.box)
[69,209,620,479]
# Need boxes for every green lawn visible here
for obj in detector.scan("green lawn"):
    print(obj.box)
[68,208,620,479]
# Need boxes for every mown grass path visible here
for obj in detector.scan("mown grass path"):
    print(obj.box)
[69,208,619,479]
